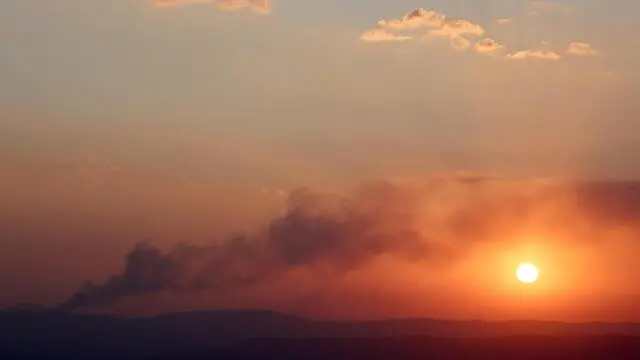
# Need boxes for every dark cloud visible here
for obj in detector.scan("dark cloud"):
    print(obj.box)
[59,175,640,311]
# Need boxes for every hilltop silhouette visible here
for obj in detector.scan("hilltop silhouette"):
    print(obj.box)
[2,307,640,359]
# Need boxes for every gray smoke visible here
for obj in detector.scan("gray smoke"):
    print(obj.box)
[59,177,640,311]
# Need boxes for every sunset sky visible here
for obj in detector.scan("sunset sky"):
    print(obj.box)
[0,0,639,321]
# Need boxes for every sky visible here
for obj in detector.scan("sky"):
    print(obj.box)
[0,0,639,321]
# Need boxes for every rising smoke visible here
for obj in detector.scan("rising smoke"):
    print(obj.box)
[59,175,640,311]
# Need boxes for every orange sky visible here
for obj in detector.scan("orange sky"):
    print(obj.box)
[1,1,639,321]
[5,176,632,322]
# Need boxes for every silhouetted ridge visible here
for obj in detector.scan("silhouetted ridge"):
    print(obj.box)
[3,302,61,314]
[1,309,640,359]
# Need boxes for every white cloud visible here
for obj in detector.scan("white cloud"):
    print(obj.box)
[361,8,485,50]
[360,6,592,65]
[361,25,413,42]
[155,0,210,7]
[567,42,600,56]
[507,49,561,60]
[382,8,444,31]
[429,18,485,38]
[475,38,505,54]
[450,36,471,51]
[155,0,271,13]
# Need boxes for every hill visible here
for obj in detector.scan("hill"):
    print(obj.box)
[2,308,640,359]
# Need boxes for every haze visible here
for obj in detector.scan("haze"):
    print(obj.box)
[0,0,638,322]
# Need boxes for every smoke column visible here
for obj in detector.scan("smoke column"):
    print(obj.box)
[59,176,640,311]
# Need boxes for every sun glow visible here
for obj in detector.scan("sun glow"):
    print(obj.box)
[516,263,539,284]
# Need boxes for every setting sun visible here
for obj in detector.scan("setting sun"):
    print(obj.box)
[517,263,539,284]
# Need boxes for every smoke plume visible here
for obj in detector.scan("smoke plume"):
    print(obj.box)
[59,175,640,311]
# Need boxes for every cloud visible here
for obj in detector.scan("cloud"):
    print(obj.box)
[361,24,413,42]
[474,38,505,54]
[58,175,640,311]
[450,36,470,51]
[429,18,485,38]
[567,42,600,56]
[382,8,444,31]
[154,0,205,7]
[507,49,561,60]
[217,0,270,13]
[496,18,513,24]
[361,8,485,50]
[361,7,583,63]
[155,0,271,13]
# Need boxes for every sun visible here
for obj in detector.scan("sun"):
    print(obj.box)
[516,263,539,284]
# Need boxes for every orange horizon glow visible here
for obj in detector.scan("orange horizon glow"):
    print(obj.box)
[1,0,639,323]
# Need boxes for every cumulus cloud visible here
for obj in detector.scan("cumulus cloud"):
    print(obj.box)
[353,4,593,63]
[429,18,485,38]
[58,175,640,311]
[360,8,443,43]
[567,42,600,56]
[155,0,271,13]
[361,8,484,50]
[507,49,561,60]
[361,23,413,42]
[450,36,471,51]
[474,38,505,54]
[382,8,444,31]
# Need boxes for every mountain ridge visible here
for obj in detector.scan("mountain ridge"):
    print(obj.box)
[2,307,640,359]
